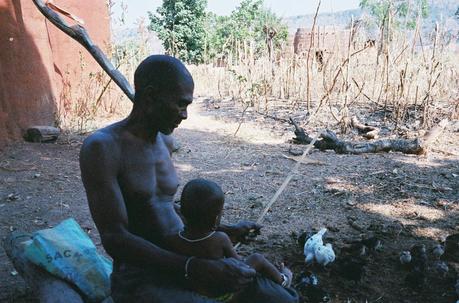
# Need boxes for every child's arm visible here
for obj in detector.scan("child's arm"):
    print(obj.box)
[216,232,242,260]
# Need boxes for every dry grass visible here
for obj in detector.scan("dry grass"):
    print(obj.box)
[190,22,459,131]
[55,42,144,132]
[57,14,459,134]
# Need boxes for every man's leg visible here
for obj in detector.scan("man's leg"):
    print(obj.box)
[127,283,218,303]
[232,275,299,303]
[111,263,218,303]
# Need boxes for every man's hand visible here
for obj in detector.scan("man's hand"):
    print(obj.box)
[220,221,262,244]
[189,258,256,294]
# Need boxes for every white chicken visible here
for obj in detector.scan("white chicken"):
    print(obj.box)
[304,228,326,264]
[304,228,335,266]
[315,243,336,266]
[432,244,444,260]
[399,251,412,265]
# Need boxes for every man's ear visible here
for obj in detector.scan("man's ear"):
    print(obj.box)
[142,85,157,105]
[143,84,168,110]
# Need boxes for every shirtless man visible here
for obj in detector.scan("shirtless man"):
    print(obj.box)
[79,55,298,302]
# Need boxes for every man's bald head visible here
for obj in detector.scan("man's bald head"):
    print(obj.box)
[130,55,194,135]
[134,55,194,103]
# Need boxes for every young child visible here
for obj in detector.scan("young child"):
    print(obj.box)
[166,178,292,301]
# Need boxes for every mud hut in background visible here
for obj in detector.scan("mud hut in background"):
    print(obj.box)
[0,0,110,143]
[293,27,350,56]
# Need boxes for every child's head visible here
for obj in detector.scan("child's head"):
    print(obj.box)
[180,178,224,231]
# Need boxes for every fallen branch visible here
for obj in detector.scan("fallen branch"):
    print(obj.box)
[291,118,448,155]
[351,116,380,139]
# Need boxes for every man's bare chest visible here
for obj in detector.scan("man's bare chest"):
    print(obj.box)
[119,143,179,201]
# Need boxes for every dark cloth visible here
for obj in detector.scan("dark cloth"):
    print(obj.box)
[110,262,299,303]
[232,275,299,303]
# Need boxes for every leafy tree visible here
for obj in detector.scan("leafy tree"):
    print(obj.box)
[149,0,207,64]
[206,0,288,61]
[205,13,236,60]
[360,0,429,29]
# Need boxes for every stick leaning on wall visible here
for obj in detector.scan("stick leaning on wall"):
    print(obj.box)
[32,0,135,102]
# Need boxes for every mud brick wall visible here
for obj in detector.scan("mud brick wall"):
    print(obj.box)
[294,27,350,55]
[0,0,110,143]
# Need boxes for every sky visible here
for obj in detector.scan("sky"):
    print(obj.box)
[111,0,361,28]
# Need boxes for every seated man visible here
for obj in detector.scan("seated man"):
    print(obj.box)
[79,55,298,303]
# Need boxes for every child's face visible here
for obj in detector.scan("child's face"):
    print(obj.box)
[213,199,224,228]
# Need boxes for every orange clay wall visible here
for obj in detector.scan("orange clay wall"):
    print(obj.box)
[0,0,110,143]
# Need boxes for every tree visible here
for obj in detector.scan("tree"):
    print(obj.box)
[360,0,429,29]
[149,0,207,64]
[205,0,288,61]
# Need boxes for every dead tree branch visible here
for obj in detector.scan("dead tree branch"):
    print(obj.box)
[290,118,448,155]
[32,0,134,102]
[351,116,380,139]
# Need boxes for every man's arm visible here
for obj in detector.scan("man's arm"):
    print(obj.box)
[79,133,187,274]
[218,221,262,244]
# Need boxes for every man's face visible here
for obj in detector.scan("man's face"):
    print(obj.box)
[149,81,194,135]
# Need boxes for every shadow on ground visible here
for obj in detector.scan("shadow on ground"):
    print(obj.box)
[0,119,458,302]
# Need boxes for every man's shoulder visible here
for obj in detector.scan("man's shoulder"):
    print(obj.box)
[80,125,122,160]
[82,129,116,150]
[159,133,180,154]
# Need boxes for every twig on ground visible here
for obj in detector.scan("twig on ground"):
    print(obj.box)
[281,154,326,165]
[233,103,251,137]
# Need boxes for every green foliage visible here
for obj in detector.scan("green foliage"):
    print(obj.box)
[205,13,236,59]
[360,0,429,29]
[206,0,288,61]
[149,0,208,64]
[149,0,287,64]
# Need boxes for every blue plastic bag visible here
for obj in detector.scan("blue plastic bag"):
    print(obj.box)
[24,218,112,302]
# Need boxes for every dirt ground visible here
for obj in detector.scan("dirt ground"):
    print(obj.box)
[1,98,458,302]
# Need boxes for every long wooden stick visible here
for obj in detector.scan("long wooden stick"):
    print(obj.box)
[235,131,320,249]
[32,0,135,102]
[256,133,319,224]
